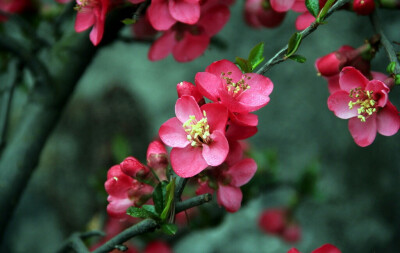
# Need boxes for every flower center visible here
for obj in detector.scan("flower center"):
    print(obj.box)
[182,111,211,147]
[74,0,97,11]
[348,87,377,122]
[221,72,251,97]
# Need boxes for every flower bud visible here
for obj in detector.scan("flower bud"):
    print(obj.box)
[282,223,301,243]
[258,208,287,234]
[177,81,205,106]
[146,140,168,170]
[315,52,346,77]
[120,156,149,178]
[353,0,375,15]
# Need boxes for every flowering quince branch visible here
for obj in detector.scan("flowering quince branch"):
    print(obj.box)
[370,11,400,77]
[256,0,351,75]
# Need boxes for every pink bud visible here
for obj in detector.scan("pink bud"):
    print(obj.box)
[258,208,287,234]
[146,140,168,170]
[282,223,302,243]
[288,248,302,253]
[312,244,341,253]
[120,157,149,178]
[353,0,375,15]
[176,81,205,106]
[315,52,346,77]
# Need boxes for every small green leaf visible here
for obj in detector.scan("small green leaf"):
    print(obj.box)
[305,0,320,18]
[161,178,176,221]
[142,205,157,214]
[286,32,303,57]
[317,0,335,21]
[122,18,135,25]
[248,42,265,71]
[395,74,400,85]
[387,61,396,74]
[127,206,159,220]
[235,57,252,73]
[289,54,307,63]
[160,223,178,235]
[153,182,167,215]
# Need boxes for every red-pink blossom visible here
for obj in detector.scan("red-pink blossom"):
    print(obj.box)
[0,0,31,21]
[144,241,173,253]
[244,0,286,28]
[258,208,287,234]
[195,59,273,113]
[177,81,205,105]
[120,156,150,179]
[147,0,201,31]
[288,244,341,253]
[105,165,153,219]
[159,96,229,178]
[327,67,400,147]
[148,3,230,62]
[74,0,109,46]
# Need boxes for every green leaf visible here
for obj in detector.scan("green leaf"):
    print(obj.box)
[286,32,303,57]
[289,54,307,63]
[153,181,167,215]
[160,223,178,235]
[142,205,157,214]
[248,42,265,71]
[305,0,320,18]
[235,57,252,73]
[127,206,159,220]
[317,0,335,21]
[395,75,400,85]
[121,18,135,25]
[111,133,131,163]
[160,178,176,221]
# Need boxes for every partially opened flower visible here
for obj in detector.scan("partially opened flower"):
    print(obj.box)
[74,0,109,46]
[195,59,273,113]
[159,96,229,178]
[327,66,400,147]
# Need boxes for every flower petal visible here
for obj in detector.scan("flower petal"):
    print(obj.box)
[195,72,222,102]
[327,75,340,94]
[147,0,176,31]
[170,146,208,177]
[106,196,133,219]
[230,112,258,126]
[225,140,243,166]
[159,117,189,148]
[206,59,242,83]
[202,130,229,166]
[197,4,230,37]
[75,9,95,32]
[312,244,341,253]
[148,30,176,61]
[226,123,258,140]
[228,158,257,187]
[339,66,369,92]
[270,0,295,12]
[201,103,228,132]
[295,12,315,30]
[175,95,202,123]
[377,101,400,136]
[217,184,242,212]
[327,90,359,119]
[348,115,377,147]
[172,32,209,62]
[169,0,200,24]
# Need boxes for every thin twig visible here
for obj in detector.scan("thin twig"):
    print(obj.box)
[175,193,212,213]
[370,11,400,75]
[256,0,351,75]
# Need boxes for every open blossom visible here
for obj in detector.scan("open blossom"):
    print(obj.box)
[148,4,230,62]
[105,164,153,219]
[159,95,229,178]
[327,67,400,147]
[195,59,273,113]
[74,0,109,46]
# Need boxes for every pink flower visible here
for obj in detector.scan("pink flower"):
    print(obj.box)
[244,0,286,28]
[147,0,201,31]
[176,81,205,106]
[195,59,273,113]
[146,140,169,170]
[105,165,153,219]
[120,156,150,179]
[159,96,229,178]
[148,4,230,62]
[327,67,400,147]
[74,0,109,46]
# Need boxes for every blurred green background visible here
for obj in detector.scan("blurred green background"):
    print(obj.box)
[2,2,400,252]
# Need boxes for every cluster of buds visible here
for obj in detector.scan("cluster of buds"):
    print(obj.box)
[158,59,274,212]
[105,140,168,219]
[316,42,400,147]
[258,207,301,243]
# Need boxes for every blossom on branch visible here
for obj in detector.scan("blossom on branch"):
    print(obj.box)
[327,66,400,147]
[74,0,109,46]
